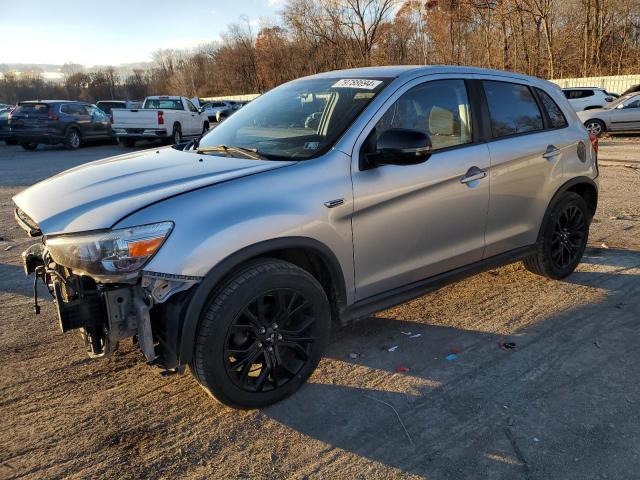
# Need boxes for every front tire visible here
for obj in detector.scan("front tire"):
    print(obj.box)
[523,192,591,279]
[191,259,331,409]
[584,119,605,137]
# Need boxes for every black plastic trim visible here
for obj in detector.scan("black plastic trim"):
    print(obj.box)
[176,236,348,365]
[537,176,599,231]
[341,245,537,322]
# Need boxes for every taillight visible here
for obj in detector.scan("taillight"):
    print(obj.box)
[48,107,59,121]
[589,132,599,153]
[157,110,164,125]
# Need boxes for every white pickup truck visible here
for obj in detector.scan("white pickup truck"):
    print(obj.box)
[111,96,209,147]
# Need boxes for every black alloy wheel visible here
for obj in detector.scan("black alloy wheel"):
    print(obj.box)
[224,289,316,393]
[191,259,330,408]
[523,191,591,279]
[550,203,586,269]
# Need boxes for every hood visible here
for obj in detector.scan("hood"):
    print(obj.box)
[13,147,293,235]
[577,108,610,120]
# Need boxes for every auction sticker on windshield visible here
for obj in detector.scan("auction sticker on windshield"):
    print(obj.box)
[331,79,383,90]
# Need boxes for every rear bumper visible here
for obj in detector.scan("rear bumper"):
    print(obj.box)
[113,128,169,139]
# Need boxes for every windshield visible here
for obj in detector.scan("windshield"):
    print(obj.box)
[198,77,391,160]
[606,93,638,109]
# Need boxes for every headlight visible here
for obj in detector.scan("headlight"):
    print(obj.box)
[46,222,173,277]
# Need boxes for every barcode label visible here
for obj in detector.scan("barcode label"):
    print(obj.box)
[331,79,382,90]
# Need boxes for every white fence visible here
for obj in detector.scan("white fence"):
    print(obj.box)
[201,93,261,102]
[551,75,640,94]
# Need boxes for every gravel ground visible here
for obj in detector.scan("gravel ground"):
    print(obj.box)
[0,138,639,479]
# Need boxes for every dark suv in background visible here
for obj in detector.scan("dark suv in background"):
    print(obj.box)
[9,100,113,150]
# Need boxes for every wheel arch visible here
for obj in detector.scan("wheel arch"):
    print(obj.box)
[65,124,81,136]
[538,176,598,240]
[177,236,348,365]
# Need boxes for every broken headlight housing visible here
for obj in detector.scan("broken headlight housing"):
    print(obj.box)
[45,222,173,278]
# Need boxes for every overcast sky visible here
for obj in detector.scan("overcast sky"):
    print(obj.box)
[0,0,282,66]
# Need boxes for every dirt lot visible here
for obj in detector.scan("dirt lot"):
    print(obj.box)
[1,138,639,480]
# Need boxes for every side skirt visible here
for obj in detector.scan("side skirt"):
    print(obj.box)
[340,245,537,323]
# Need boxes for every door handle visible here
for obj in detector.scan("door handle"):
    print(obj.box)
[542,145,561,159]
[460,168,487,184]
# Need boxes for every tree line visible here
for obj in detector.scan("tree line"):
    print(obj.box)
[2,0,639,104]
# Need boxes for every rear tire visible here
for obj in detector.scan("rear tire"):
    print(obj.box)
[523,191,591,279]
[64,128,81,150]
[20,142,37,151]
[584,119,605,137]
[170,125,182,145]
[191,259,331,409]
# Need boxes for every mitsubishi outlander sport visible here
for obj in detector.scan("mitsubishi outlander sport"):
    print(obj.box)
[13,66,598,408]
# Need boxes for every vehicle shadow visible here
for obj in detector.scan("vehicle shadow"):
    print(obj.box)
[260,248,640,478]
[0,262,32,296]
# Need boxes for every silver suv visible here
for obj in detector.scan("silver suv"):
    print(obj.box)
[14,66,598,408]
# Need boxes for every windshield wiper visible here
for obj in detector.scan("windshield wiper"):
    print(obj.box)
[197,144,265,160]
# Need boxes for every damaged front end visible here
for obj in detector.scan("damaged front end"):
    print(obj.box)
[18,210,201,370]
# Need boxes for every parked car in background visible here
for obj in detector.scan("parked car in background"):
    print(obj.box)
[578,92,640,136]
[111,95,209,147]
[0,108,18,144]
[562,87,615,111]
[96,100,142,122]
[9,100,113,150]
[14,66,598,408]
[200,101,235,123]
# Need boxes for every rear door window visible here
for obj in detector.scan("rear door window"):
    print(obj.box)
[566,89,594,99]
[482,81,544,138]
[61,104,88,115]
[535,88,568,129]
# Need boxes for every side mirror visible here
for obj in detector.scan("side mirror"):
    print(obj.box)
[367,128,432,167]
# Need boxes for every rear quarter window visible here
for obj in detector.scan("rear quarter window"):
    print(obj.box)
[482,81,544,138]
[535,88,568,129]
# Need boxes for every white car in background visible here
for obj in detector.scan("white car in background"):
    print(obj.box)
[578,92,640,136]
[562,87,616,111]
[111,96,209,147]
[200,101,235,123]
